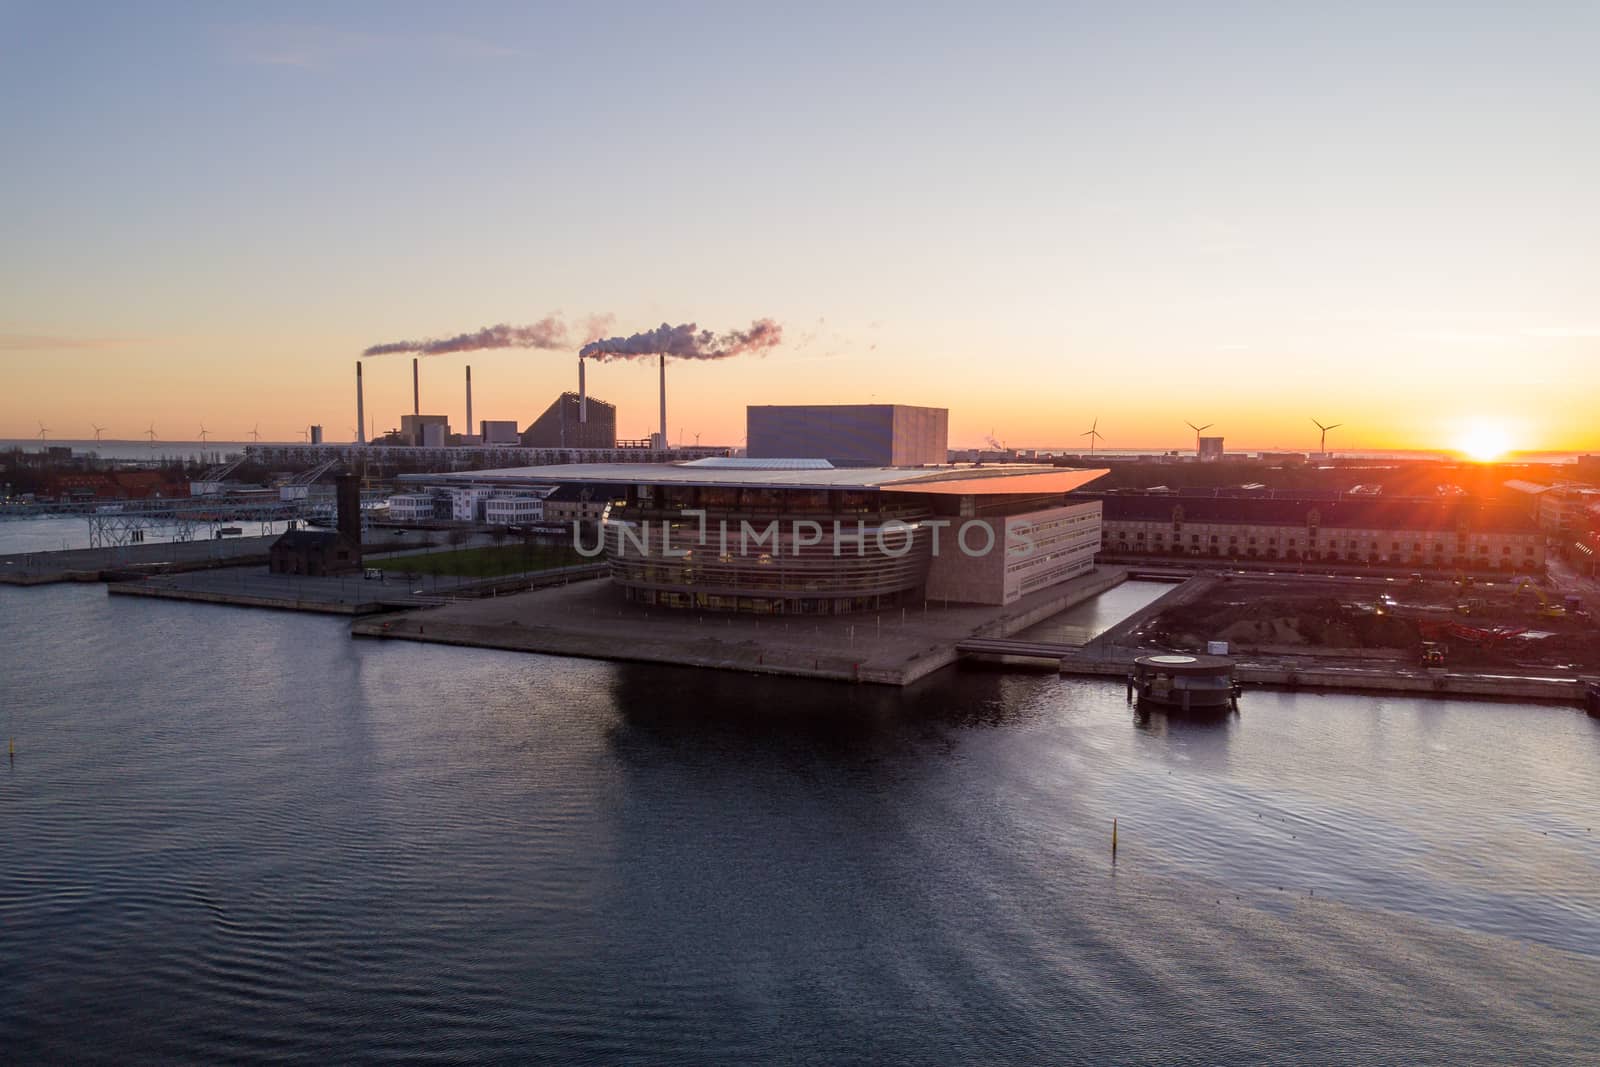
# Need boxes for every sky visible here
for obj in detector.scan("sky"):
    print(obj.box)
[2,2,1597,454]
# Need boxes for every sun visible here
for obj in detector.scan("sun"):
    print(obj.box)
[1456,421,1512,462]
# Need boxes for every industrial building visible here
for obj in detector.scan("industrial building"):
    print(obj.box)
[1088,493,1544,571]
[400,414,451,448]
[269,473,362,576]
[410,459,1107,612]
[746,405,948,468]
[522,392,617,450]
[480,420,521,445]
[1197,437,1225,463]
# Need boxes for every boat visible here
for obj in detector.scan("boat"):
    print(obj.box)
[1128,654,1240,711]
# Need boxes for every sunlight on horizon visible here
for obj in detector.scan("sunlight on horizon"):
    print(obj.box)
[1456,420,1513,462]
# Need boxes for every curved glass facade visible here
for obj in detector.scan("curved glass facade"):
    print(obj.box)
[605,506,934,615]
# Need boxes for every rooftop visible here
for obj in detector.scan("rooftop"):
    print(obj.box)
[406,462,1108,495]
[1090,493,1540,533]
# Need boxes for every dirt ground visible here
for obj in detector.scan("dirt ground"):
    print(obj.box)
[1144,574,1599,671]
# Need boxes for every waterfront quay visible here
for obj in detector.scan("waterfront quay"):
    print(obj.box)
[0,529,442,586]
[0,535,279,585]
[110,560,608,616]
[353,566,1130,685]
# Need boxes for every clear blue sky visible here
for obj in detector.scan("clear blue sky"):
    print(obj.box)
[3,2,1597,452]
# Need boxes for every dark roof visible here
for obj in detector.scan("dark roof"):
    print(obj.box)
[1082,493,1538,533]
[543,482,624,502]
[272,530,350,548]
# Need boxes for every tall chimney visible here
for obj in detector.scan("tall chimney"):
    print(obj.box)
[578,357,588,424]
[412,357,420,415]
[336,472,362,560]
[659,354,667,448]
[356,361,365,444]
[465,365,473,438]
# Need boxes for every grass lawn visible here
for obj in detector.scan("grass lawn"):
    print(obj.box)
[373,543,588,579]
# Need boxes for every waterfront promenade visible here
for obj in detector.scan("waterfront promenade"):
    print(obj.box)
[352,567,1131,685]
[0,535,278,584]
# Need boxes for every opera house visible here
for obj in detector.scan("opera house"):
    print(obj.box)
[414,458,1108,615]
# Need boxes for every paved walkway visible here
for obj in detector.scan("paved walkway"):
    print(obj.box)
[352,567,1128,685]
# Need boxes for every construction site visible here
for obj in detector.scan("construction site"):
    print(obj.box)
[1133,572,1597,673]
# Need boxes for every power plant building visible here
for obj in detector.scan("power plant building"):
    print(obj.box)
[747,405,949,468]
[411,460,1107,613]
[480,420,521,445]
[522,392,617,450]
[400,414,451,448]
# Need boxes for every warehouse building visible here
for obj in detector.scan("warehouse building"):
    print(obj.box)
[1088,493,1544,571]
[269,474,363,576]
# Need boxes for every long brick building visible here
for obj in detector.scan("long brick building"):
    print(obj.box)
[1086,493,1544,572]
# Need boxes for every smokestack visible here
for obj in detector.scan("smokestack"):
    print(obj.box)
[466,365,473,438]
[336,473,362,558]
[356,361,365,444]
[659,354,667,448]
[578,357,588,424]
[412,357,419,415]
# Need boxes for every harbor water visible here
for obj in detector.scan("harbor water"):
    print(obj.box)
[2,583,1598,1063]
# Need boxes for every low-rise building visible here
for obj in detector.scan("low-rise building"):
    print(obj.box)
[1089,494,1544,571]
[386,492,441,522]
[484,494,547,525]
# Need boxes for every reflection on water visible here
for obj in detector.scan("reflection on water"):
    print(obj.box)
[1014,579,1174,644]
[3,583,1599,1064]
[1131,703,1238,736]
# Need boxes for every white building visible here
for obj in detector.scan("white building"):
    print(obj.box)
[386,493,439,522]
[445,485,496,522]
[484,494,547,525]
[480,420,521,445]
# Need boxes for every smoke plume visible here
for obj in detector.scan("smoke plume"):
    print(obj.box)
[362,316,570,357]
[579,318,783,361]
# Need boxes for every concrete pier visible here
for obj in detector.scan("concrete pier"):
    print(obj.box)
[107,561,608,616]
[352,567,1130,686]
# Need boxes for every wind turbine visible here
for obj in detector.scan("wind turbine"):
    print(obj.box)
[248,424,261,443]
[1080,417,1104,455]
[145,423,158,448]
[1185,420,1213,455]
[1312,418,1342,455]
[92,424,106,442]
[300,426,310,442]
[197,424,210,443]
[36,421,49,442]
